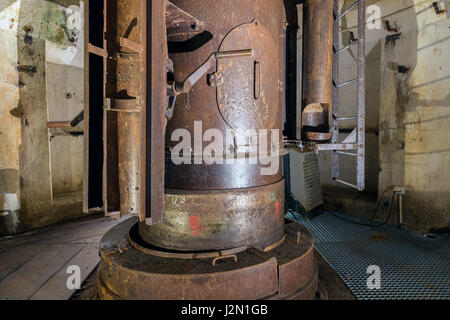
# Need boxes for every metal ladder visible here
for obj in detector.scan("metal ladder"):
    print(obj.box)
[316,0,366,191]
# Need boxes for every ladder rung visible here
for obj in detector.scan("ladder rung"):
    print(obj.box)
[335,116,357,121]
[334,78,357,87]
[336,0,360,21]
[335,179,358,189]
[334,41,358,54]
[336,151,357,157]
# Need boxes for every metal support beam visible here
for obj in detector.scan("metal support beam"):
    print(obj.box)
[356,0,366,191]
[331,0,340,180]
[140,0,167,224]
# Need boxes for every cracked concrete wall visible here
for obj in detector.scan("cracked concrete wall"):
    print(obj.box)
[317,0,449,233]
[379,0,450,233]
[46,2,84,195]
[0,0,85,235]
[0,0,25,234]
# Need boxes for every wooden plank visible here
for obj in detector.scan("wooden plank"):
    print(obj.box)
[37,217,124,244]
[0,215,125,299]
[0,244,47,281]
[0,244,84,300]
[29,243,100,300]
[0,215,123,250]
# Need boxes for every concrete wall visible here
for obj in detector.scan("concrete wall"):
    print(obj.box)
[0,0,85,235]
[314,0,450,232]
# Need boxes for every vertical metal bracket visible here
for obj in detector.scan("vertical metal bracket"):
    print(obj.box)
[140,0,167,224]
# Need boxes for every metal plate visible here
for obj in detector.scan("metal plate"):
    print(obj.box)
[140,0,167,224]
[166,1,204,41]
[278,229,315,297]
[98,218,317,300]
[139,180,285,251]
[165,156,283,190]
[217,21,280,130]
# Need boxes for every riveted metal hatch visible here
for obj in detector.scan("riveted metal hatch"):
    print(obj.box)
[217,21,280,130]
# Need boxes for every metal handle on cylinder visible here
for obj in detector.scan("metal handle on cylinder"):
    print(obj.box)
[254,61,261,100]
[172,49,253,95]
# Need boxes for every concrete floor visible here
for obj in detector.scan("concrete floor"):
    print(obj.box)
[0,213,354,300]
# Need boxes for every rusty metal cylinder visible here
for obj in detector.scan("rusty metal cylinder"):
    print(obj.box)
[117,106,139,215]
[138,0,287,251]
[302,0,334,140]
[108,0,142,215]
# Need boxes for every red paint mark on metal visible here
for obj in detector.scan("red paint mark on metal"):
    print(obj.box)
[275,201,280,224]
[188,215,204,237]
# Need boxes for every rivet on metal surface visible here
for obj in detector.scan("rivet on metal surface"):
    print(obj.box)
[207,72,224,87]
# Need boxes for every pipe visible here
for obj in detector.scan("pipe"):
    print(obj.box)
[302,0,334,140]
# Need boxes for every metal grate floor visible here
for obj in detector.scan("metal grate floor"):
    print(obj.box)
[286,211,450,300]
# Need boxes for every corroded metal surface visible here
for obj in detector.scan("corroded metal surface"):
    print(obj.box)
[305,131,333,142]
[140,0,167,223]
[130,223,249,259]
[97,1,319,301]
[165,157,282,190]
[117,109,140,215]
[277,224,316,297]
[302,0,334,140]
[302,103,328,128]
[164,0,285,192]
[98,218,317,300]
[166,1,205,41]
[102,0,145,217]
[217,20,280,131]
[106,99,140,216]
[139,180,285,251]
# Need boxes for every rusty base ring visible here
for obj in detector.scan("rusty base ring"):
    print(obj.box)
[128,222,251,259]
[98,218,318,300]
[304,131,333,141]
[128,222,286,259]
[138,180,286,252]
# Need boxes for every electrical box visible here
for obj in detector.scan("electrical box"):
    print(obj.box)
[286,148,323,212]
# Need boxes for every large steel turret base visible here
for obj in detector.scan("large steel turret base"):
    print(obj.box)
[97,217,318,300]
